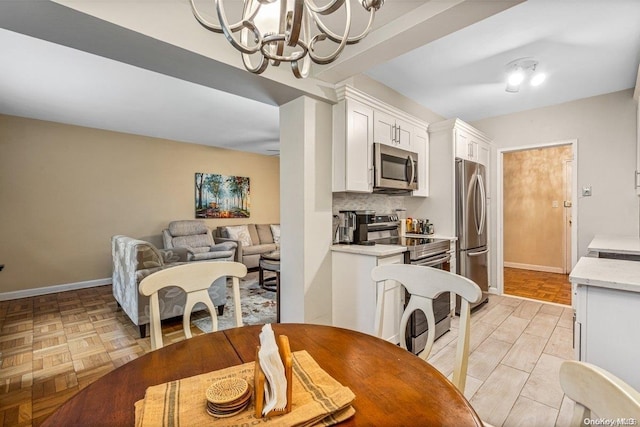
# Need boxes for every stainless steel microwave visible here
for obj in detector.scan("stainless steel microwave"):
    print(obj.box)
[373,143,418,194]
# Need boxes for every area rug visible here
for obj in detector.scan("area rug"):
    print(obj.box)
[193,271,277,333]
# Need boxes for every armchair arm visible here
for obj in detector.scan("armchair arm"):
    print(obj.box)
[159,247,189,263]
[214,237,242,263]
[211,241,237,252]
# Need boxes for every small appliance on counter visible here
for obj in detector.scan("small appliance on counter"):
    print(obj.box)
[336,210,376,245]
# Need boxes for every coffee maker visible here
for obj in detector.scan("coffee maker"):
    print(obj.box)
[337,210,375,245]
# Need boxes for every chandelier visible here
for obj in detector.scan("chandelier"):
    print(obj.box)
[189,0,385,78]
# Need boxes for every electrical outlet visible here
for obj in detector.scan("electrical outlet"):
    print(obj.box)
[582,186,592,197]
[552,201,559,208]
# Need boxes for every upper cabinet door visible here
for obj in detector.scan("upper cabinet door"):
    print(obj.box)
[412,127,429,197]
[373,110,396,147]
[395,117,413,150]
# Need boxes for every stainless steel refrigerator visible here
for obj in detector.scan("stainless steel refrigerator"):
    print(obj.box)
[456,158,489,311]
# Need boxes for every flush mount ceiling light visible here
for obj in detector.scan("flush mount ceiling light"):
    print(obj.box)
[189,0,385,79]
[505,58,546,93]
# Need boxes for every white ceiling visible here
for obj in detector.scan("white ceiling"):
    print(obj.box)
[366,0,640,122]
[1,0,639,155]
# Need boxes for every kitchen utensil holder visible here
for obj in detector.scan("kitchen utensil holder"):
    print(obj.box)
[254,334,293,418]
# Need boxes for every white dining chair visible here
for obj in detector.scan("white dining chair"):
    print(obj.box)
[139,261,247,350]
[371,264,482,393]
[559,360,640,426]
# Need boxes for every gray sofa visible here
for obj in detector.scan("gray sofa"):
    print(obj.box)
[214,224,279,269]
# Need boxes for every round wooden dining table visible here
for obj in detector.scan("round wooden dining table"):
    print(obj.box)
[42,323,483,426]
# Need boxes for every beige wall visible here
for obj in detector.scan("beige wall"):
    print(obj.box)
[472,89,639,283]
[503,146,572,270]
[0,114,280,293]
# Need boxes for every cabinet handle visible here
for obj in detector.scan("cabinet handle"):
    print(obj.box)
[397,125,401,145]
[635,171,640,188]
[390,125,394,144]
[468,142,473,158]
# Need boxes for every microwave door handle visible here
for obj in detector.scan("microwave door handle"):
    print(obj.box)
[407,154,416,186]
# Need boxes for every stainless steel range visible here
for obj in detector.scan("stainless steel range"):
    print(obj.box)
[365,214,453,354]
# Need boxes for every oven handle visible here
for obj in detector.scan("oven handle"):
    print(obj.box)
[412,253,451,268]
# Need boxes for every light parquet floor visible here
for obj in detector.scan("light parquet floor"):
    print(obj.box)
[504,267,572,306]
[0,285,208,427]
[1,283,576,427]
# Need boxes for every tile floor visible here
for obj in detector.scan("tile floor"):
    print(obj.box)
[428,294,576,426]
[0,281,576,426]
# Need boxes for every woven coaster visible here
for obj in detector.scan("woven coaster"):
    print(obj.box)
[206,378,250,405]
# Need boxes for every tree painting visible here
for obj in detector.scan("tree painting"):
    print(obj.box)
[195,173,250,218]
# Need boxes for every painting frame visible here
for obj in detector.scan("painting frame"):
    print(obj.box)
[195,173,250,219]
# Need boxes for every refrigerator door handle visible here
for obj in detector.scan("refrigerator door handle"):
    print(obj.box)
[477,173,486,236]
[467,248,489,257]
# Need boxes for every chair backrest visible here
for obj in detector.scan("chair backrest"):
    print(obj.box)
[163,220,214,250]
[559,361,640,425]
[371,263,482,393]
[139,261,247,350]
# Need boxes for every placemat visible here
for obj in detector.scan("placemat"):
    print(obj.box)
[135,350,355,427]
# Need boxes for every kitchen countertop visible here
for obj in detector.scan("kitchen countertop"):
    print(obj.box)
[331,244,407,257]
[403,233,457,241]
[569,256,640,293]
[588,235,640,255]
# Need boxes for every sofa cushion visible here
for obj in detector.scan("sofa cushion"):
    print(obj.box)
[172,234,213,251]
[242,243,277,256]
[190,251,235,261]
[256,224,274,244]
[226,225,253,247]
[247,224,259,246]
[168,220,208,237]
[270,224,281,245]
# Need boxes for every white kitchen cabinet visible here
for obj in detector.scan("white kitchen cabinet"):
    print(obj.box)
[412,127,430,197]
[454,127,491,167]
[374,110,413,150]
[332,98,374,193]
[635,101,640,194]
[332,248,406,344]
[333,85,429,197]
[570,256,640,390]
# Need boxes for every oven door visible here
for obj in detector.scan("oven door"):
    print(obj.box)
[412,252,451,269]
[405,252,452,354]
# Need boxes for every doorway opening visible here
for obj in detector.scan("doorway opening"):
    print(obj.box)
[497,141,577,305]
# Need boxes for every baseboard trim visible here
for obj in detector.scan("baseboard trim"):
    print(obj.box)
[0,278,111,301]
[504,262,564,274]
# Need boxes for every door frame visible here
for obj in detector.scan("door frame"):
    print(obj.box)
[495,139,578,296]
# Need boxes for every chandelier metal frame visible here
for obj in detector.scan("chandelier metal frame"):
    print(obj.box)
[189,0,384,78]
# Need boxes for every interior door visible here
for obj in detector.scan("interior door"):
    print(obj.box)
[563,159,573,273]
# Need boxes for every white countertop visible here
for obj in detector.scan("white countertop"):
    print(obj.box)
[331,244,407,257]
[588,235,640,255]
[569,256,640,293]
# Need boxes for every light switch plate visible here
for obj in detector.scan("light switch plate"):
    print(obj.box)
[582,186,592,197]
[552,201,559,208]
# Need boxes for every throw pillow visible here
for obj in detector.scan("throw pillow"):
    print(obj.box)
[270,224,281,245]
[225,225,253,247]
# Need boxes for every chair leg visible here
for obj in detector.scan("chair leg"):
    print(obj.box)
[259,266,264,287]
[139,324,146,339]
[217,304,225,316]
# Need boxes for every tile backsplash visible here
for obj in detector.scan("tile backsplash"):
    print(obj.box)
[332,193,407,215]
